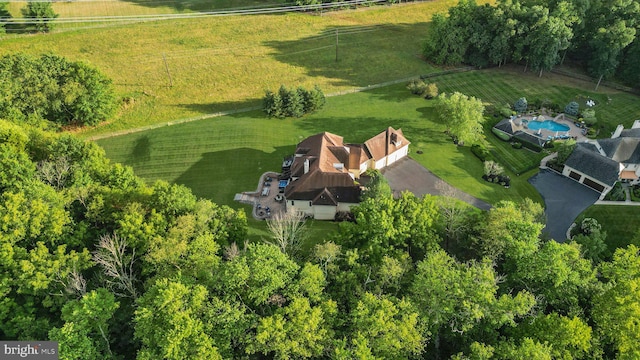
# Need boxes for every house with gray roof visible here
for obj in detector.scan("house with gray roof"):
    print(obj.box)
[562,120,640,198]
[284,127,410,220]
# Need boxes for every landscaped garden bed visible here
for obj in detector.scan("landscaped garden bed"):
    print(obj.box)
[604,182,626,201]
[631,185,640,202]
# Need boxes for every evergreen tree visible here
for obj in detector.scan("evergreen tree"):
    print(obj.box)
[263,90,283,118]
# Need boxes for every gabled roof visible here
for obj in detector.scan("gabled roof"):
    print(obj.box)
[599,138,622,158]
[347,144,370,167]
[620,128,640,138]
[364,127,410,161]
[313,188,338,206]
[285,128,407,204]
[598,138,640,164]
[565,143,620,186]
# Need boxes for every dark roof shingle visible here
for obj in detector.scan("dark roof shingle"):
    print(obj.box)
[565,144,620,186]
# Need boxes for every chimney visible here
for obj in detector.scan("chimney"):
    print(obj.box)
[304,158,310,174]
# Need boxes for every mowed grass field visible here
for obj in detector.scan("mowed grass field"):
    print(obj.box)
[97,68,640,243]
[431,66,640,134]
[0,1,476,137]
[100,69,597,210]
[576,205,640,253]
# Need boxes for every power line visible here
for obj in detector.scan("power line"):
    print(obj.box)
[5,0,387,24]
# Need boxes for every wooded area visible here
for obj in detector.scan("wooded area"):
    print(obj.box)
[424,0,640,87]
[1,118,639,359]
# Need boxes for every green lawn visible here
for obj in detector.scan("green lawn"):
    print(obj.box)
[1,1,470,136]
[98,81,543,243]
[431,67,640,134]
[97,68,640,242]
[575,205,640,252]
[484,119,551,175]
[97,78,545,210]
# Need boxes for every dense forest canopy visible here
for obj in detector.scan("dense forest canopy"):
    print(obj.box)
[0,117,639,359]
[424,0,640,86]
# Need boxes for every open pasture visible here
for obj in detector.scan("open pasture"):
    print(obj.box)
[1,1,467,136]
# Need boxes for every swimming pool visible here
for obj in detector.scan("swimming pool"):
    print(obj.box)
[526,120,570,132]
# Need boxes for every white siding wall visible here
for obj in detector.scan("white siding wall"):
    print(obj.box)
[286,200,313,217]
[313,205,337,220]
[360,161,369,174]
[374,158,387,170]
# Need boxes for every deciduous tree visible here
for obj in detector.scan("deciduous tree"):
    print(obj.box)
[435,92,486,145]
[21,0,57,33]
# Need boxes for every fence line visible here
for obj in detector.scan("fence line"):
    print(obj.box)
[550,68,640,95]
[88,67,476,141]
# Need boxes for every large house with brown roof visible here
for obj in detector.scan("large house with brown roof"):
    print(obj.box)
[562,120,640,198]
[284,127,410,220]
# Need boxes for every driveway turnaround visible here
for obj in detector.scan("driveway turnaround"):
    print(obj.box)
[528,169,599,241]
[381,157,492,211]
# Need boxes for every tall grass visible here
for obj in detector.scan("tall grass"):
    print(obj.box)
[1,1,467,136]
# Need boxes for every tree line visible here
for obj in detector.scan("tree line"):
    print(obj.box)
[1,115,639,359]
[263,85,326,118]
[424,0,640,88]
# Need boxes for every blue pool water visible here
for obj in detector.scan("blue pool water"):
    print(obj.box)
[527,120,570,132]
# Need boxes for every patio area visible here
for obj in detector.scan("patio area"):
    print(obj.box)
[234,171,287,220]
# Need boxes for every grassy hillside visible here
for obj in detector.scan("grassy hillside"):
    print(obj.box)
[1,1,471,136]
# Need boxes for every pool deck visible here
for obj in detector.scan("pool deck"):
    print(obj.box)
[510,114,587,142]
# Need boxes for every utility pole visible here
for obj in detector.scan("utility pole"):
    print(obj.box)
[162,53,173,87]
[335,29,339,62]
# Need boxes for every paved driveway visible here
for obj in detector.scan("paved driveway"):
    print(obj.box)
[528,169,599,241]
[381,157,491,211]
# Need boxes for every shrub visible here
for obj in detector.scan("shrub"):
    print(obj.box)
[581,108,597,126]
[604,182,626,201]
[565,101,579,116]
[491,127,511,141]
[498,174,511,187]
[514,97,528,113]
[424,83,439,99]
[407,79,428,95]
[407,80,438,99]
[471,144,493,162]
[499,104,513,118]
[512,142,522,149]
[483,160,504,177]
